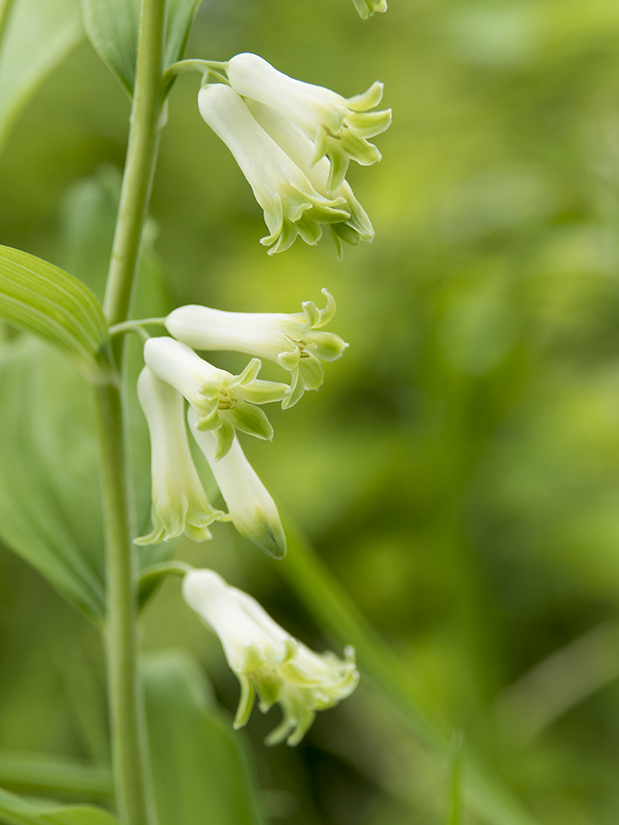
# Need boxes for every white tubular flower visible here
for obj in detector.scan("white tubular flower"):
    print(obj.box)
[135,367,225,545]
[227,53,392,191]
[198,83,354,255]
[188,408,286,558]
[144,337,289,460]
[353,0,387,20]
[246,100,374,256]
[182,569,359,745]
[165,289,348,409]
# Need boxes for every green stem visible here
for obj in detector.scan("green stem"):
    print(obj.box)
[95,383,153,825]
[103,0,165,357]
[97,1,165,823]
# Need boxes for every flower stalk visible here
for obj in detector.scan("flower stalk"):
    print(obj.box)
[95,0,165,823]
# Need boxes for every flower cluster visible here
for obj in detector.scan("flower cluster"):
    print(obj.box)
[198,53,391,255]
[182,569,359,745]
[137,291,346,555]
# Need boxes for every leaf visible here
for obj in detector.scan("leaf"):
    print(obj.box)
[0,339,107,620]
[80,0,203,96]
[0,245,111,373]
[0,752,113,802]
[79,0,139,97]
[0,0,83,152]
[0,337,172,622]
[162,0,204,93]
[142,651,265,825]
[0,785,119,825]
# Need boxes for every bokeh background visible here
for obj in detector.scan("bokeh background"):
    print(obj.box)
[2,0,619,822]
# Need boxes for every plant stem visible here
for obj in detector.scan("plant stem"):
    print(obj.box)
[97,1,165,823]
[103,0,165,354]
[95,383,153,825]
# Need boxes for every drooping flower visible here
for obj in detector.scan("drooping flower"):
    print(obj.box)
[245,99,374,256]
[352,0,388,21]
[188,408,286,558]
[143,337,288,459]
[198,83,354,254]
[135,367,225,545]
[165,289,348,408]
[226,52,391,191]
[182,569,359,744]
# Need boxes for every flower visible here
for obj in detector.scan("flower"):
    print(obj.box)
[198,83,355,254]
[143,337,289,459]
[245,99,374,256]
[352,0,388,20]
[188,408,286,558]
[182,569,359,744]
[226,52,392,191]
[165,289,348,408]
[135,367,225,545]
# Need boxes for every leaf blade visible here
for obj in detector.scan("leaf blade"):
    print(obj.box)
[0,0,83,152]
[0,246,111,371]
[143,651,265,825]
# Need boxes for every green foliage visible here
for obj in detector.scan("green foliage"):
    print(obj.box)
[142,651,264,825]
[0,0,83,152]
[0,785,118,825]
[0,246,110,372]
[0,339,108,620]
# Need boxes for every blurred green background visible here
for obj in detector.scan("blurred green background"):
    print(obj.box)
[3,0,619,822]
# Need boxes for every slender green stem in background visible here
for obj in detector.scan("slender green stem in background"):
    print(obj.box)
[280,517,539,825]
[96,0,165,823]
[139,560,193,589]
[109,318,166,338]
[162,58,229,87]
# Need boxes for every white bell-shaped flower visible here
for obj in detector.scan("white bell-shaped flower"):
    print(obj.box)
[182,569,359,745]
[245,100,375,257]
[227,52,391,191]
[135,367,224,545]
[188,408,286,559]
[165,289,348,408]
[144,337,289,459]
[198,83,354,254]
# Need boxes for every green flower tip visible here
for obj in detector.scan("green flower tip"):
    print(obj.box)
[353,0,388,20]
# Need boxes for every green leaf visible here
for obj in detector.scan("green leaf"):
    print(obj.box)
[79,0,139,97]
[142,651,265,825]
[0,337,172,622]
[0,785,119,825]
[0,0,83,152]
[0,339,107,620]
[0,245,111,373]
[80,0,203,96]
[0,752,112,803]
[162,0,204,92]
